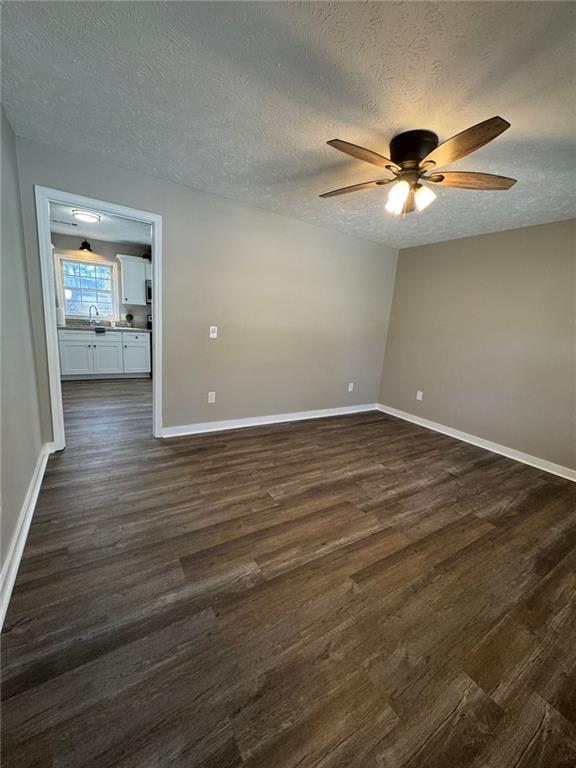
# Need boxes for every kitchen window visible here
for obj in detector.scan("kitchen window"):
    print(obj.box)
[55,256,119,319]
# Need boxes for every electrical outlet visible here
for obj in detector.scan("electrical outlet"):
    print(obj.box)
[348,382,354,392]
[209,326,218,339]
[416,390,423,401]
[208,391,216,403]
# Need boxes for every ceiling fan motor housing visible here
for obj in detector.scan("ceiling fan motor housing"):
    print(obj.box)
[390,130,439,166]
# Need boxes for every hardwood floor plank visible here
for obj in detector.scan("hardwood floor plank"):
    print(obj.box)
[2,379,575,767]
[351,514,495,596]
[228,605,393,759]
[469,694,576,768]
[2,611,215,745]
[240,671,398,768]
[390,674,504,768]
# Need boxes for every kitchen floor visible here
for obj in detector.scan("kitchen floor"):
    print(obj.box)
[2,382,576,767]
[59,378,152,447]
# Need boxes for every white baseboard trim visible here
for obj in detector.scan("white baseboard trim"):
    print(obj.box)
[0,443,52,629]
[160,403,379,438]
[161,401,575,482]
[376,404,576,483]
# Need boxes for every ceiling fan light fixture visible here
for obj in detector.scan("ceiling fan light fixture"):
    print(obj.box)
[72,209,101,224]
[321,116,516,216]
[414,184,436,211]
[385,180,411,215]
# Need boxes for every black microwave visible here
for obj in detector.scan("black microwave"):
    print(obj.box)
[145,279,152,304]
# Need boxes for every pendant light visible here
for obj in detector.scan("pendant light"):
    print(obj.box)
[80,240,93,252]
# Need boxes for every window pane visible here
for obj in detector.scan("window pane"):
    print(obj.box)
[63,262,79,276]
[61,259,115,316]
[66,300,83,314]
[78,263,95,278]
[67,288,83,302]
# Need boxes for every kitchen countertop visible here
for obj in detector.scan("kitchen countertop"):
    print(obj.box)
[58,326,151,333]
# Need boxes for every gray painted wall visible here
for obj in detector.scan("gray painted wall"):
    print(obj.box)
[1,107,43,564]
[380,220,576,469]
[16,137,398,434]
[10,129,573,519]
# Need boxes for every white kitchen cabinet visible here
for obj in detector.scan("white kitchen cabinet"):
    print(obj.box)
[92,339,124,374]
[123,341,151,373]
[122,331,150,373]
[117,254,147,306]
[59,339,94,375]
[59,329,151,377]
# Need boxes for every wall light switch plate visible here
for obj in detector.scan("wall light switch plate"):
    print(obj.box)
[416,390,423,401]
[208,391,216,403]
[348,382,354,392]
[209,326,218,339]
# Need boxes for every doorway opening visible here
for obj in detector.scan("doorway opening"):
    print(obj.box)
[35,187,163,450]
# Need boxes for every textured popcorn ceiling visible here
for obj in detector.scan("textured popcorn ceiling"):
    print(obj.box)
[2,1,575,248]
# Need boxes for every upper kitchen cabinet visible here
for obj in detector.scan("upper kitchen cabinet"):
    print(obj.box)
[117,254,147,305]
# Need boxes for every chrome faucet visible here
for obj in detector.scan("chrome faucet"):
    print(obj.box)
[88,305,100,325]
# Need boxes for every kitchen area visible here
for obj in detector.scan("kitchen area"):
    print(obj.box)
[50,203,154,383]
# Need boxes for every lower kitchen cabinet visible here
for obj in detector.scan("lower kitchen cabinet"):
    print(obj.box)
[92,339,124,374]
[59,339,94,375]
[59,329,151,377]
[123,342,151,373]
[122,331,151,374]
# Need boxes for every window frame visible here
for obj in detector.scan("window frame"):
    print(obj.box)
[54,253,120,320]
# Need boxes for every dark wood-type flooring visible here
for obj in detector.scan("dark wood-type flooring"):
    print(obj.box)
[2,379,576,767]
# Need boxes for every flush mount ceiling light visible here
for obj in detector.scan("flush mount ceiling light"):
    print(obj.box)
[72,209,101,224]
[320,116,516,216]
[79,240,93,252]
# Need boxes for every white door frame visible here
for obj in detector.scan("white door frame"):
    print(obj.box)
[34,186,163,450]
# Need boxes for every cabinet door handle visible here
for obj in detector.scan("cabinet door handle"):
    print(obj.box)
[124,345,127,348]
[87,344,91,348]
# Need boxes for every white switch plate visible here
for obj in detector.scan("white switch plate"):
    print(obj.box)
[209,326,218,339]
[348,382,354,392]
[208,391,216,403]
[416,390,423,401]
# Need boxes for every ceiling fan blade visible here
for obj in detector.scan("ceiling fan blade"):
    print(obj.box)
[421,117,510,169]
[327,139,399,170]
[319,179,395,198]
[427,171,517,190]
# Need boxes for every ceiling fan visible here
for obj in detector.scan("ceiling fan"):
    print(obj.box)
[320,116,516,215]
